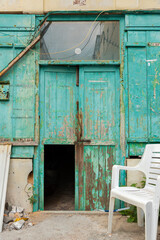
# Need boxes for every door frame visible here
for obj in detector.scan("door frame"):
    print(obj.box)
[33,14,126,211]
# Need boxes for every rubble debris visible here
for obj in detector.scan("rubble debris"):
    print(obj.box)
[17,207,24,213]
[3,205,33,232]
[28,222,33,227]
[8,212,14,219]
[12,220,25,230]
[14,217,28,222]
[11,206,17,213]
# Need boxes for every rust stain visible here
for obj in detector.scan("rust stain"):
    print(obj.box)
[76,143,84,210]
[58,115,76,139]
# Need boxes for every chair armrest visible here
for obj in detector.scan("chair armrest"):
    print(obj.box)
[111,165,140,189]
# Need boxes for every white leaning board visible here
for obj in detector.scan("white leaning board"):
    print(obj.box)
[0,145,11,232]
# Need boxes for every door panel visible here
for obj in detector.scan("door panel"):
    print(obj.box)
[147,31,160,141]
[76,66,120,210]
[83,145,115,210]
[126,31,160,156]
[128,47,148,141]
[40,66,78,144]
[79,66,119,144]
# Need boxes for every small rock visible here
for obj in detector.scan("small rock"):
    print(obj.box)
[3,216,14,224]
[28,223,33,227]
[12,220,25,230]
[11,206,17,213]
[17,207,24,213]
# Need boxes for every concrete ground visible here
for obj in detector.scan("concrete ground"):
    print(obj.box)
[0,211,156,240]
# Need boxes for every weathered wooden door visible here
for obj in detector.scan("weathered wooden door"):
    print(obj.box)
[126,29,160,156]
[75,66,120,210]
[40,65,120,210]
[40,66,78,144]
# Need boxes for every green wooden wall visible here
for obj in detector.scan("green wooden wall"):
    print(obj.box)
[125,14,160,157]
[0,15,37,158]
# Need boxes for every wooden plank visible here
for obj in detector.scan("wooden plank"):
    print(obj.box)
[0,145,11,232]
[38,60,120,66]
[0,35,40,78]
[128,47,147,140]
[98,146,106,210]
[147,31,160,141]
[0,15,35,30]
[77,143,84,210]
[125,14,160,27]
[0,141,38,146]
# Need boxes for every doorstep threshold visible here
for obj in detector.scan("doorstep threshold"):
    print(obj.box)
[42,210,108,215]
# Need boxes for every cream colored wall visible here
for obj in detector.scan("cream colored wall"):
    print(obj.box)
[1,0,160,14]
[6,159,33,212]
[127,159,145,187]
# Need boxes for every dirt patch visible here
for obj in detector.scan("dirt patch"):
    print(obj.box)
[0,212,147,240]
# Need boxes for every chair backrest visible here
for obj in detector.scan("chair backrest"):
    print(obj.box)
[137,144,160,189]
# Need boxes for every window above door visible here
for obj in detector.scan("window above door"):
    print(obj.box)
[40,21,119,61]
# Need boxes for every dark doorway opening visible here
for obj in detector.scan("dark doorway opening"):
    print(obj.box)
[44,145,75,210]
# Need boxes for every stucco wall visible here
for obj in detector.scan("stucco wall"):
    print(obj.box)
[6,159,33,212]
[1,0,160,13]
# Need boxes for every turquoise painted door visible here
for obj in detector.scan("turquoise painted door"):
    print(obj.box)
[126,30,160,156]
[40,66,78,144]
[76,66,120,210]
[40,65,120,210]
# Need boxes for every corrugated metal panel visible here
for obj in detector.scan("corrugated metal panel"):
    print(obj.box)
[0,145,11,232]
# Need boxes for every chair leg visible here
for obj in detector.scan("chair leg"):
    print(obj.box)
[108,196,115,234]
[145,202,153,240]
[150,209,159,240]
[144,203,159,240]
[137,207,144,227]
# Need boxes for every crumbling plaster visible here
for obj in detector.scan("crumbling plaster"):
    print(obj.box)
[6,159,33,213]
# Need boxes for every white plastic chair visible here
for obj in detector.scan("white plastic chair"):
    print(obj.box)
[108,144,160,240]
